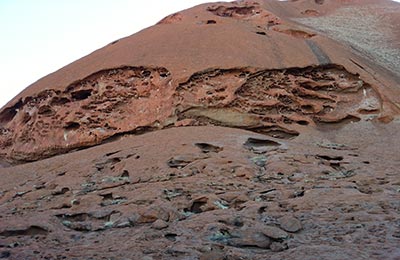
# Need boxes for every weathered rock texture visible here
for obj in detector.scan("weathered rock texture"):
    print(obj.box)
[0,0,399,259]
[1,0,400,164]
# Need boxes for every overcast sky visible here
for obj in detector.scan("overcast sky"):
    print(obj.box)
[0,0,399,109]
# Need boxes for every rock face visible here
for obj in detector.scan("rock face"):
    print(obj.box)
[0,0,400,259]
[1,0,399,164]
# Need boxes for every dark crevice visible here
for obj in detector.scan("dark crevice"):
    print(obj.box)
[316,155,344,161]
[64,122,80,131]
[195,143,223,153]
[244,137,280,148]
[185,198,208,214]
[38,105,55,116]
[0,99,23,125]
[249,126,299,139]
[190,201,207,213]
[0,226,49,237]
[121,170,130,177]
[71,89,93,101]
[50,97,71,106]
[164,233,178,241]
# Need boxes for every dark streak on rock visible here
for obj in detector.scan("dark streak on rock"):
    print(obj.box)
[306,40,331,65]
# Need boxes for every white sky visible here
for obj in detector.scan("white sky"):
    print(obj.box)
[0,0,230,108]
[0,0,399,109]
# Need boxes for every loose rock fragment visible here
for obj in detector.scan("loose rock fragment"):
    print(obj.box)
[228,230,272,249]
[279,216,303,233]
[270,241,288,252]
[151,219,169,230]
[261,225,289,240]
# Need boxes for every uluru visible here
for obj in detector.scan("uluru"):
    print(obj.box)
[0,0,400,259]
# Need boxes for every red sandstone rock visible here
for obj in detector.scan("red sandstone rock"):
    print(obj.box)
[0,0,400,259]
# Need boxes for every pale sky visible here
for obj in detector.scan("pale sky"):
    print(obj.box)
[0,0,230,108]
[0,0,399,109]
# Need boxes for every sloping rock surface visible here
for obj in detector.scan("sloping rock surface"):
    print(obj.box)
[0,0,399,259]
